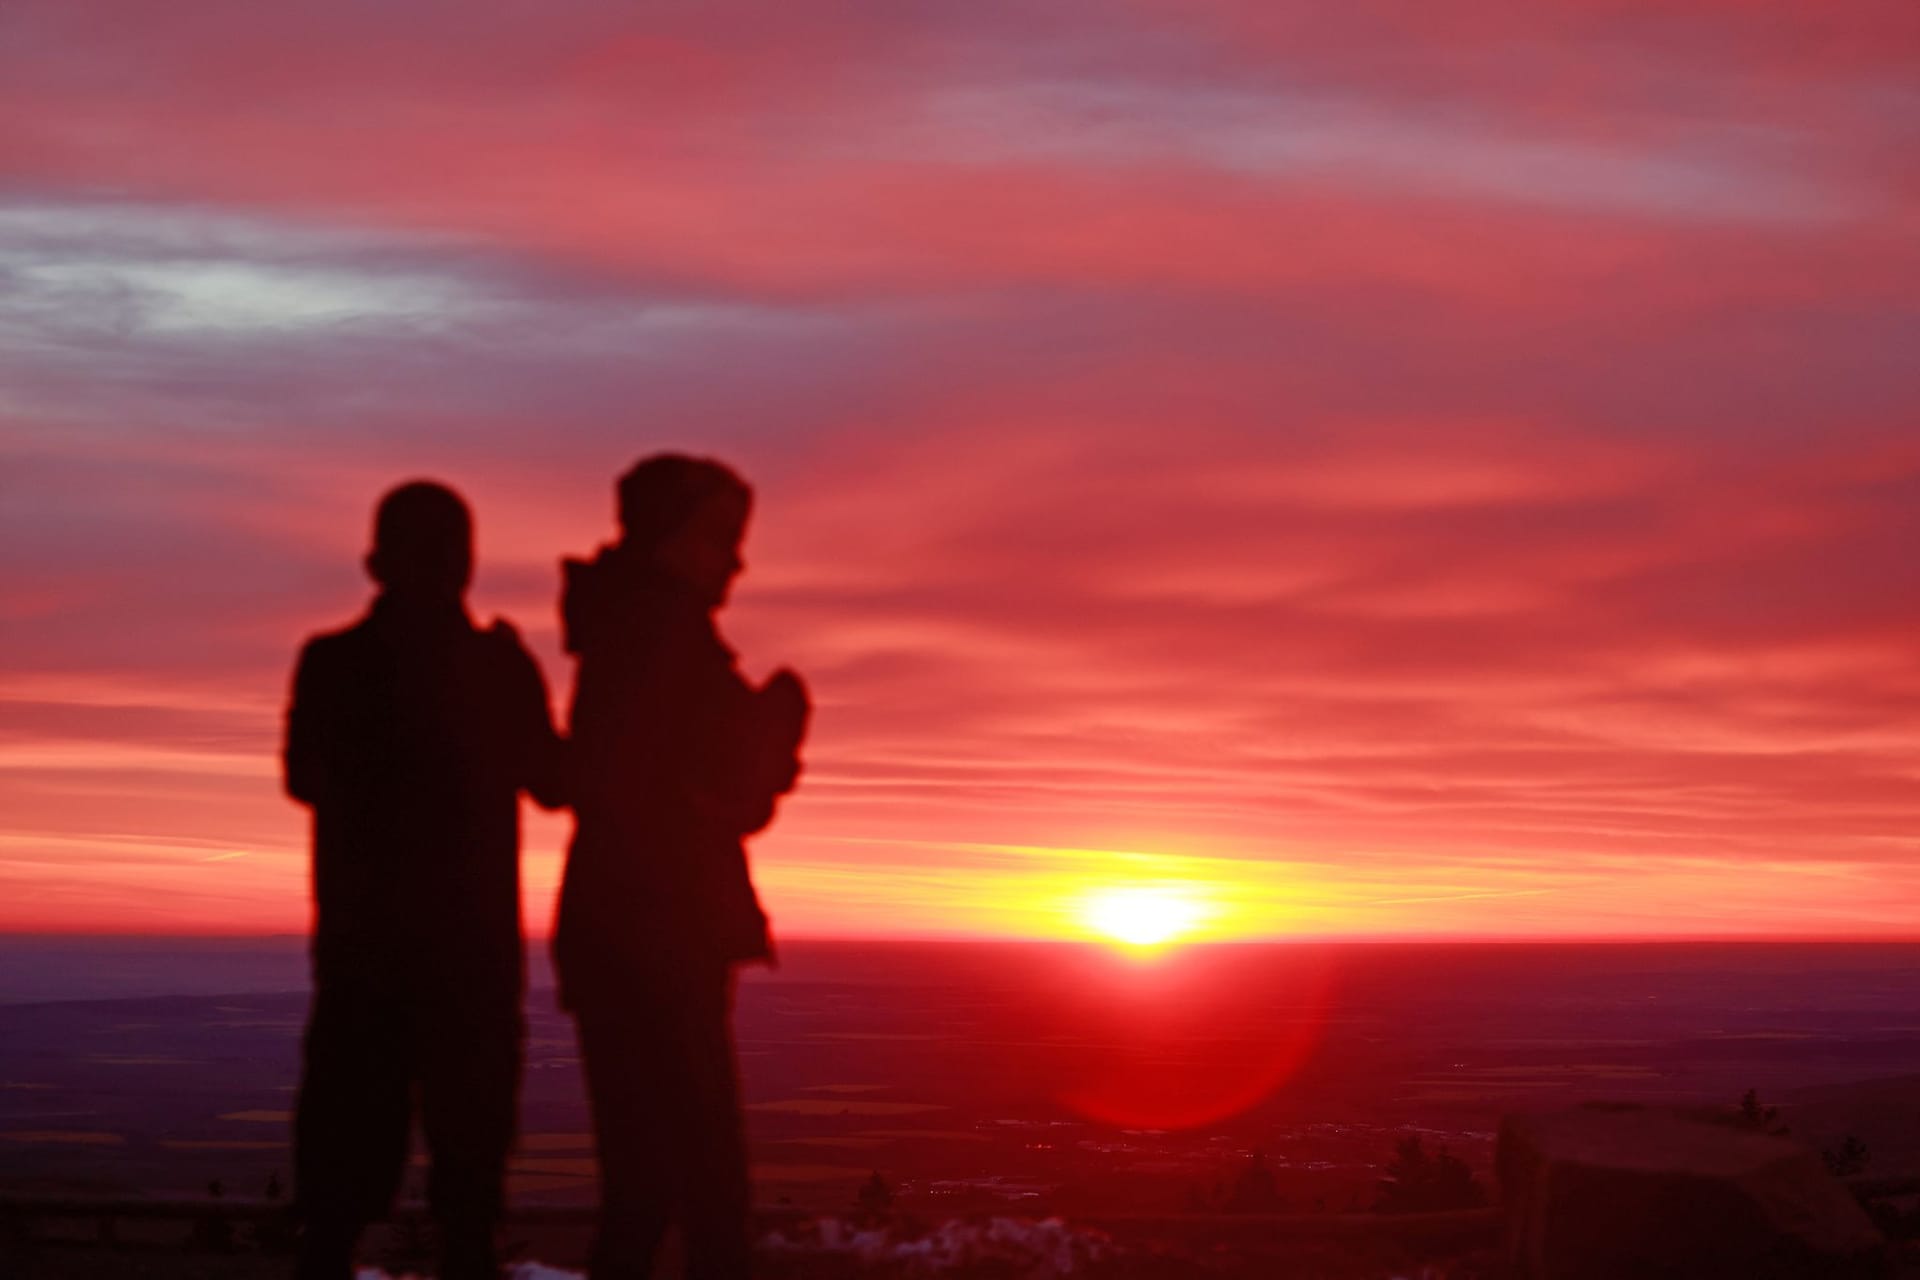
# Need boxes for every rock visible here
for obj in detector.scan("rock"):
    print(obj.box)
[1498,1104,1883,1279]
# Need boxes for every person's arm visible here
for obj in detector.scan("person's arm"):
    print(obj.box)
[494,621,570,811]
[736,667,809,835]
[522,675,570,812]
[622,618,803,835]
[697,662,808,837]
[282,639,328,807]
[759,667,810,798]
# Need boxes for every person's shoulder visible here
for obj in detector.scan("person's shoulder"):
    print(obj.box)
[480,616,544,668]
[559,551,608,655]
[288,616,378,705]
[295,614,375,669]
[482,615,531,651]
[479,618,557,701]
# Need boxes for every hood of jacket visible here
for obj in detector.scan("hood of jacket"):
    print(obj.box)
[560,543,707,658]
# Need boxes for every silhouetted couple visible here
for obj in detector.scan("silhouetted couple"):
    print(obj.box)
[283,457,808,1280]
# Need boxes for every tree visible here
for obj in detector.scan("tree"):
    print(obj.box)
[857,1170,894,1218]
[1224,1151,1281,1213]
[1374,1136,1485,1213]
[1736,1088,1789,1136]
[190,1178,234,1254]
[1824,1135,1870,1179]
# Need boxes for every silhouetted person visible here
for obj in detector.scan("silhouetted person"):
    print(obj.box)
[555,455,808,1280]
[284,481,565,1280]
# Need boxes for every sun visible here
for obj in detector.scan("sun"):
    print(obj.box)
[1080,885,1206,949]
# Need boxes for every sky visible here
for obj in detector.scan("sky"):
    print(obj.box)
[2,0,1918,941]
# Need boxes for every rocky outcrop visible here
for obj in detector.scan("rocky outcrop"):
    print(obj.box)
[1499,1104,1883,1279]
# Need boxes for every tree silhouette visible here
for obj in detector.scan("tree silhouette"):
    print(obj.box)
[1824,1135,1870,1178]
[857,1171,894,1219]
[1736,1088,1790,1136]
[1373,1137,1484,1213]
[190,1178,234,1254]
[1224,1151,1281,1213]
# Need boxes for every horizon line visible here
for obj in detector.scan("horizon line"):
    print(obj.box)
[3,929,1919,947]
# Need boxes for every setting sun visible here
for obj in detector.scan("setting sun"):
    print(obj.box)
[1079,885,1207,949]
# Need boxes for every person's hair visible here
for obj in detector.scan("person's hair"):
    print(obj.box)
[367,480,472,593]
[616,453,751,550]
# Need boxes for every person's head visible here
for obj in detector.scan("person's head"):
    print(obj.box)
[615,453,752,608]
[365,480,473,601]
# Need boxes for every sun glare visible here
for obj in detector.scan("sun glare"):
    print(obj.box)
[1080,885,1206,949]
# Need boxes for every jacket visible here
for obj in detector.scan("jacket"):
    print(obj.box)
[284,595,565,995]
[552,546,798,1007]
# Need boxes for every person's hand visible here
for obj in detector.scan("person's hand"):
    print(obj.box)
[755,669,809,802]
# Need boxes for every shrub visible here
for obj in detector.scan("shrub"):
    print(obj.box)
[1374,1136,1485,1214]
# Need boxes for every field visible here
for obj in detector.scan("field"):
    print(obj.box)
[3,939,1919,1222]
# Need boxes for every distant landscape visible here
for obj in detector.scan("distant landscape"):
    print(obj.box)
[4,938,1918,1222]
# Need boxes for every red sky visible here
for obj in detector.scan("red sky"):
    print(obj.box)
[2,0,1918,940]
